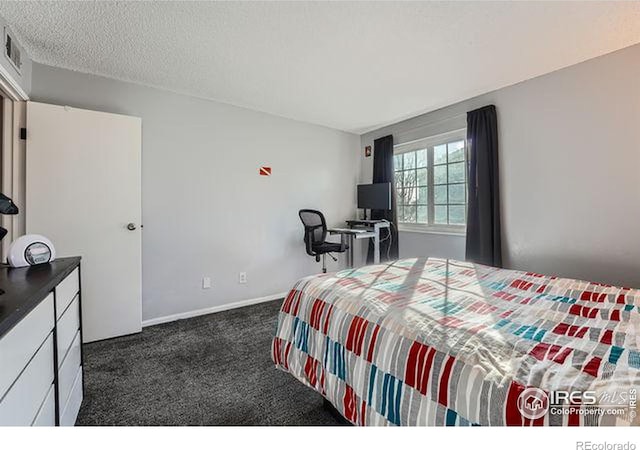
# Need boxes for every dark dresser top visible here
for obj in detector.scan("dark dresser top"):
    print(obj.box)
[0,257,81,339]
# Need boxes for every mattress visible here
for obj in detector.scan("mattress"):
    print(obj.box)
[271,258,640,426]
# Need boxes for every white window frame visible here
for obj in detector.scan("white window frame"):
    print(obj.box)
[393,129,467,235]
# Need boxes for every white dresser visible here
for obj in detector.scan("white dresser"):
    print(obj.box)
[0,258,83,426]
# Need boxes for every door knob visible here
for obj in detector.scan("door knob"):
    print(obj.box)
[127,222,137,231]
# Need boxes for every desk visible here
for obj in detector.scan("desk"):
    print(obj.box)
[328,220,390,267]
[0,258,84,426]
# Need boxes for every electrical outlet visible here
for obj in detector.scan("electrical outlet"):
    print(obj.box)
[202,277,211,289]
[238,272,247,284]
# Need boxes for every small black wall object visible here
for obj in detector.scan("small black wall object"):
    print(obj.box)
[20,128,26,140]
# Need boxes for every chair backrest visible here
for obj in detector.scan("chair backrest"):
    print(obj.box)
[298,209,327,254]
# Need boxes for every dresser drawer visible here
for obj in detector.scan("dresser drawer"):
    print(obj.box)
[55,268,79,320]
[0,333,54,425]
[32,384,55,426]
[0,293,54,399]
[57,295,80,365]
[60,366,83,427]
[58,331,81,409]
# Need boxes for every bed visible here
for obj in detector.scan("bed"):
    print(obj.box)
[272,257,639,426]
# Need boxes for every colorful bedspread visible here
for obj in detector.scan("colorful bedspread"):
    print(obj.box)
[272,258,640,426]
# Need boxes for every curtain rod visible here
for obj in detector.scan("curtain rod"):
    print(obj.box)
[367,109,468,139]
[395,127,466,149]
[392,111,467,136]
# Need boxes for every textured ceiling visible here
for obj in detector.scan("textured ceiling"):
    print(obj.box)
[1,1,639,133]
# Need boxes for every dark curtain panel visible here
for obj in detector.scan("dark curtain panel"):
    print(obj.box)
[367,135,399,263]
[465,105,502,267]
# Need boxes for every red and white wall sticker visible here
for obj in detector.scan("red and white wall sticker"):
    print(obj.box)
[259,166,272,176]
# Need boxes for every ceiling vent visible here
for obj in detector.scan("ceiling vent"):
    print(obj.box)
[4,28,22,74]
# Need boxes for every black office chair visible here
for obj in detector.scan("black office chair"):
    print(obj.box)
[298,209,348,273]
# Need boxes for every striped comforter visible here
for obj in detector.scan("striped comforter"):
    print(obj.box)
[271,258,639,426]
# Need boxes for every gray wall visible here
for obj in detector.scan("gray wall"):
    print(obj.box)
[398,231,465,261]
[361,43,640,288]
[31,63,360,322]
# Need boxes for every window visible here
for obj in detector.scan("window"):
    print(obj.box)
[394,130,467,233]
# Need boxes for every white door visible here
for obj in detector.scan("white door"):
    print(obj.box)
[26,102,142,342]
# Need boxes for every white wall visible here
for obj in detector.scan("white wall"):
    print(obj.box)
[31,63,360,322]
[361,43,640,288]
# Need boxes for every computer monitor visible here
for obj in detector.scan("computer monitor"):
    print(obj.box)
[357,183,391,211]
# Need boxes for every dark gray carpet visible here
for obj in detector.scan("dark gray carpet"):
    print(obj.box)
[77,299,341,426]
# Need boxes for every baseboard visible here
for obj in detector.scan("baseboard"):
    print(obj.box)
[141,291,287,328]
